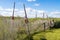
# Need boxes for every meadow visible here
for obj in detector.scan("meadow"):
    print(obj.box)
[0,16,60,40]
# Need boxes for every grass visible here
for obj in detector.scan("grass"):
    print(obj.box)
[29,18,41,22]
[0,16,60,40]
[33,29,60,40]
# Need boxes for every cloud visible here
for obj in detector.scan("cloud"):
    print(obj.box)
[34,3,40,6]
[27,0,36,2]
[0,6,20,16]
[51,11,60,15]
[26,7,45,18]
[1,6,60,18]
[49,11,60,18]
[0,6,46,18]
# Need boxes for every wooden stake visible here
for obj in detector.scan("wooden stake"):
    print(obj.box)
[23,4,30,40]
[43,23,45,32]
[11,2,15,40]
[35,12,37,18]
[23,4,29,24]
[12,2,15,20]
[43,13,44,19]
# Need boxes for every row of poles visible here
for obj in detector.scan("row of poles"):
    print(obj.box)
[11,2,54,40]
[11,2,30,40]
[12,2,48,20]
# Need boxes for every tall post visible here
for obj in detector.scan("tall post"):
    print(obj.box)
[46,14,49,20]
[42,13,46,31]
[35,11,37,18]
[11,2,15,40]
[12,2,15,20]
[46,15,48,19]
[43,13,44,19]
[43,23,45,32]
[23,4,30,40]
[46,14,50,29]
[23,4,28,23]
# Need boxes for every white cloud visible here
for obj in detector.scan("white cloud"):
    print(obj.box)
[27,0,36,2]
[49,11,60,18]
[51,11,60,15]
[0,6,46,18]
[26,7,45,18]
[0,6,20,16]
[0,6,3,10]
[34,3,40,6]
[1,6,60,18]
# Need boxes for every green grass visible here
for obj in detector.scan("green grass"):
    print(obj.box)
[29,18,41,22]
[0,16,60,40]
[33,29,60,40]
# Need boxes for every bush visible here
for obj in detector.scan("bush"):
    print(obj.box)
[53,21,60,28]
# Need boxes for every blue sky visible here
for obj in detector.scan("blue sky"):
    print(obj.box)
[0,0,60,18]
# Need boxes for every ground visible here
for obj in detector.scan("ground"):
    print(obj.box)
[0,17,60,40]
[33,28,60,40]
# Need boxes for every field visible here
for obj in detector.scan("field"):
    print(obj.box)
[0,16,60,40]
[33,28,60,40]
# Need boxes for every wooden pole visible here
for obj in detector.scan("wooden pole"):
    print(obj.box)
[23,4,29,23]
[43,23,45,32]
[23,4,30,40]
[12,2,15,20]
[42,13,46,32]
[11,2,15,40]
[43,13,44,19]
[35,11,37,18]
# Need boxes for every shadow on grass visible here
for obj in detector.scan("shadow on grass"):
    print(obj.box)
[23,30,54,40]
[40,38,47,40]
